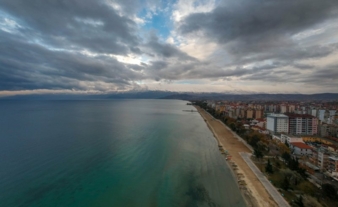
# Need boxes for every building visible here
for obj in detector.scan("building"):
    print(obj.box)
[280,105,287,113]
[272,134,303,144]
[302,136,335,145]
[272,134,285,143]
[285,113,318,135]
[317,109,329,123]
[334,112,338,125]
[246,108,254,119]
[254,109,263,119]
[290,142,313,156]
[310,149,318,166]
[328,156,338,173]
[318,149,330,171]
[281,134,303,144]
[320,124,338,138]
[267,114,289,134]
[240,108,245,118]
[289,105,295,113]
[328,110,337,124]
[251,126,269,134]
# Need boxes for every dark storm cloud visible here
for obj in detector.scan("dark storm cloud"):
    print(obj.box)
[180,0,338,50]
[148,61,168,70]
[0,0,202,91]
[177,0,338,88]
[302,64,338,85]
[0,31,143,90]
[0,0,139,54]
[0,0,337,93]
[145,35,196,61]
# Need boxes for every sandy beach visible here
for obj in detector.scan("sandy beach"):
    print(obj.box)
[195,106,278,207]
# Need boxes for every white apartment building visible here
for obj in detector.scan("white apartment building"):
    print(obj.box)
[318,150,330,171]
[317,109,328,123]
[267,114,289,134]
[328,110,337,124]
[281,134,303,144]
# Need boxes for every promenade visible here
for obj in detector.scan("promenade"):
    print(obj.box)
[240,152,290,207]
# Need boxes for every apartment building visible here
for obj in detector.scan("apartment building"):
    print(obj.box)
[320,124,338,137]
[255,109,263,119]
[328,156,338,173]
[318,149,330,171]
[280,105,287,113]
[286,113,318,135]
[246,108,254,119]
[267,114,289,134]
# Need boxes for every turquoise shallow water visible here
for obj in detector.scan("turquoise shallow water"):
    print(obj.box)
[0,99,246,207]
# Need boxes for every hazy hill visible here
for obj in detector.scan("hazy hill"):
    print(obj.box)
[1,91,338,101]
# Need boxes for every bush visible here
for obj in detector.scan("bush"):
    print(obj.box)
[296,182,316,195]
[302,195,323,207]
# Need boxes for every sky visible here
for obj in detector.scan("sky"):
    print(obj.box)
[0,0,338,96]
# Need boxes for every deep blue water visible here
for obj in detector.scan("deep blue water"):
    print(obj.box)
[0,99,246,207]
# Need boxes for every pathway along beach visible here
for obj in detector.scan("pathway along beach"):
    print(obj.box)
[195,106,278,207]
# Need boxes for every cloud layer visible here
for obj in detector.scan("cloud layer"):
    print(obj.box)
[0,0,338,95]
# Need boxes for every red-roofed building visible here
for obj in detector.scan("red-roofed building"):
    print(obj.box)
[290,142,313,156]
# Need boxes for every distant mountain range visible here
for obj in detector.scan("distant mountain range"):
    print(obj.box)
[1,91,338,101]
[159,92,338,101]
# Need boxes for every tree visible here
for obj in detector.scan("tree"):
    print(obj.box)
[284,140,289,148]
[288,157,299,171]
[254,147,263,159]
[265,159,274,174]
[229,122,236,131]
[275,160,281,169]
[322,183,338,200]
[249,134,261,148]
[294,195,304,207]
[282,175,290,191]
[278,142,290,154]
[282,152,291,162]
[297,167,308,179]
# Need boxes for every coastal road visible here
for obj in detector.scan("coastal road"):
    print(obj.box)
[240,152,290,207]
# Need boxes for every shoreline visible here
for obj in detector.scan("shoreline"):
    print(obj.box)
[194,106,278,207]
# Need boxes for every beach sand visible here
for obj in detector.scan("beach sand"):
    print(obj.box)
[195,106,278,207]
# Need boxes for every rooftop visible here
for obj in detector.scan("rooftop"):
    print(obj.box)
[285,113,316,118]
[329,156,338,161]
[267,114,288,118]
[252,126,267,131]
[291,142,313,149]
[255,118,265,122]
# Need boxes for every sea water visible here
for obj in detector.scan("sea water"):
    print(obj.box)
[0,99,246,207]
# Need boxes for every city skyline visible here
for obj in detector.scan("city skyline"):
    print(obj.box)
[1,0,338,97]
